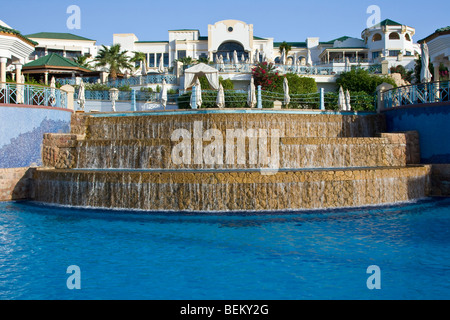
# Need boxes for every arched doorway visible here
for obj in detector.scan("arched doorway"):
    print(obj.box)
[214,41,249,62]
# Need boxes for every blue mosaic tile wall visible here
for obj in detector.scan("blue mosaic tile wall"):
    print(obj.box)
[384,104,450,164]
[0,106,71,168]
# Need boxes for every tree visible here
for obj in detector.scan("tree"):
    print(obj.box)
[94,44,133,80]
[278,41,292,56]
[252,62,281,91]
[130,51,147,69]
[73,54,91,69]
[197,56,210,64]
[336,68,396,95]
[176,56,195,66]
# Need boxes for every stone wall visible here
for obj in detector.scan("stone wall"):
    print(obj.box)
[82,113,386,140]
[32,166,431,211]
[42,133,79,169]
[384,103,450,163]
[430,164,450,196]
[0,167,35,201]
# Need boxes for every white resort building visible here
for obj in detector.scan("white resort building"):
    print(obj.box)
[0,17,432,92]
[113,19,421,90]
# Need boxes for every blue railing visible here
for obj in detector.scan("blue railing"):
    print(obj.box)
[105,74,177,87]
[57,74,178,87]
[383,80,450,109]
[210,62,382,76]
[0,82,68,109]
[56,77,100,86]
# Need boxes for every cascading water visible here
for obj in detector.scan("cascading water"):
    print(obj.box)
[33,112,430,212]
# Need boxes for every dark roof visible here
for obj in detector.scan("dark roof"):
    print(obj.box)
[321,36,353,44]
[135,41,169,43]
[23,53,92,72]
[26,32,95,41]
[372,19,403,28]
[0,25,38,46]
[419,26,450,43]
[273,41,307,48]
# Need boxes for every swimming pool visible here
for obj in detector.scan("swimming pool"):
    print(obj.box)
[1,198,449,300]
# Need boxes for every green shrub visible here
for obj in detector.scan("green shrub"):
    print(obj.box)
[336,68,396,95]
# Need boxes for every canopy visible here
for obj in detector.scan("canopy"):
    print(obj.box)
[190,78,202,108]
[160,79,167,109]
[216,83,225,108]
[345,89,352,111]
[78,80,85,111]
[283,77,290,106]
[338,86,346,111]
[184,63,219,90]
[420,42,432,83]
[247,77,256,108]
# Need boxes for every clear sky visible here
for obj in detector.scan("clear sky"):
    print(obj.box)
[2,0,449,46]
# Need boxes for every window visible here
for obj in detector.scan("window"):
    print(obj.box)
[216,41,248,61]
[48,49,64,56]
[372,51,381,60]
[149,54,155,67]
[164,53,169,67]
[372,33,382,42]
[389,32,400,40]
[389,50,401,57]
[65,51,82,59]
[177,50,186,60]
[405,51,412,56]
[405,34,411,41]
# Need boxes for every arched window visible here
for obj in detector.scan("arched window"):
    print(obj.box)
[216,41,248,62]
[389,32,400,40]
[372,33,382,42]
[405,33,411,41]
[274,56,281,64]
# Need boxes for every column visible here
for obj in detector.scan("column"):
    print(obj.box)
[434,64,440,82]
[15,63,23,83]
[0,57,7,84]
[44,72,49,85]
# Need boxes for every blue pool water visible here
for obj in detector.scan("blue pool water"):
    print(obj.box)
[1,198,450,300]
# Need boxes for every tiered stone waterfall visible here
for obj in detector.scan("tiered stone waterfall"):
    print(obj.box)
[33,111,431,212]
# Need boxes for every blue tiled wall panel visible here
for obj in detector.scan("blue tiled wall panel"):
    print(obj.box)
[0,106,71,168]
[384,104,450,164]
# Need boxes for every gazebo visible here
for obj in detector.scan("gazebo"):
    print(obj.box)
[22,53,92,85]
[0,20,37,84]
[184,63,219,90]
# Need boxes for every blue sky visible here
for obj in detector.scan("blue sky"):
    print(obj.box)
[2,0,449,45]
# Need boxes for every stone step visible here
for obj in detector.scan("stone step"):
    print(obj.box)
[32,165,431,212]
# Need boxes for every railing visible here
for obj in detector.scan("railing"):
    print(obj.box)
[74,90,178,103]
[56,76,101,86]
[56,74,178,87]
[105,74,177,87]
[211,62,382,76]
[383,80,450,109]
[176,87,376,111]
[0,82,68,109]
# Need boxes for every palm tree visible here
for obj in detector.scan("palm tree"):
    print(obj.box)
[94,44,133,80]
[130,51,147,70]
[176,56,195,66]
[278,41,292,56]
[73,54,92,69]
[197,56,210,64]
